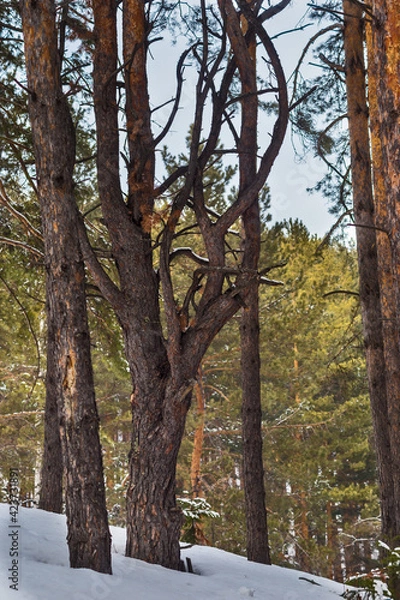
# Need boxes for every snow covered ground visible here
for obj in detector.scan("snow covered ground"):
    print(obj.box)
[0,503,360,599]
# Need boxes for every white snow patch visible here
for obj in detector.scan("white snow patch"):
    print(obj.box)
[0,503,361,599]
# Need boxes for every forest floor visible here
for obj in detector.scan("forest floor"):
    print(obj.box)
[0,503,366,599]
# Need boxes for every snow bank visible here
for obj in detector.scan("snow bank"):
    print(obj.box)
[0,503,356,599]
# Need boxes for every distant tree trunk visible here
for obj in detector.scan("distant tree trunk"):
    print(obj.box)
[297,489,310,572]
[38,311,63,514]
[237,7,270,565]
[21,0,111,574]
[327,501,342,581]
[342,0,396,544]
[240,284,271,564]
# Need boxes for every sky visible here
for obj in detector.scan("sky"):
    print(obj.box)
[263,1,337,237]
[0,504,378,600]
[147,0,341,239]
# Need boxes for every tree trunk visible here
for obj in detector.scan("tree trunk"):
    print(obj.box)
[367,30,400,544]
[38,308,63,514]
[366,3,400,595]
[238,10,270,565]
[21,0,111,573]
[191,369,206,499]
[342,0,395,547]
[367,0,400,541]
[241,280,271,564]
[327,501,342,581]
[125,374,189,569]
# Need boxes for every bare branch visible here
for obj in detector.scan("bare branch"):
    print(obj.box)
[169,247,209,266]
[323,289,359,298]
[316,209,353,253]
[290,23,342,107]
[0,179,43,242]
[0,236,43,258]
[76,212,123,308]
[289,85,318,112]
[153,46,193,147]
[154,165,187,197]
[225,86,279,108]
[259,0,292,22]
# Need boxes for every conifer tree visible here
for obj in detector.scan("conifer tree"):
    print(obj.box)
[19,0,290,570]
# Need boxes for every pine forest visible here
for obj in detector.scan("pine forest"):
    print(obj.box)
[0,0,399,597]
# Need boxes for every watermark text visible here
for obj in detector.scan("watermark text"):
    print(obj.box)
[8,468,20,591]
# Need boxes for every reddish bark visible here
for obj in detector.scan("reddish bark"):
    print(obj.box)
[368,0,400,544]
[21,0,111,573]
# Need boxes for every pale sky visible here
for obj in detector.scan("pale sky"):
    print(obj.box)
[148,0,341,239]
[265,1,339,238]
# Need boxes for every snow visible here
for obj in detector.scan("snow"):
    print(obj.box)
[0,503,359,599]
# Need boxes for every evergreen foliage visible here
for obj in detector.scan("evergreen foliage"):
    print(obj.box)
[177,221,378,580]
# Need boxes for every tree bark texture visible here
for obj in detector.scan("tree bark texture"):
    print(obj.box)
[21,0,111,573]
[191,370,206,499]
[343,0,395,543]
[38,311,63,514]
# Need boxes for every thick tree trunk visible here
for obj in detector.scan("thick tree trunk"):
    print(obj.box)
[21,0,111,573]
[367,25,400,545]
[38,308,63,514]
[91,0,188,569]
[125,372,189,569]
[342,0,395,543]
[366,3,400,595]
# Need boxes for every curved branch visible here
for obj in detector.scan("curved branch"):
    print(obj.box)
[216,2,289,235]
[290,23,342,107]
[76,212,123,309]
[153,46,193,147]
[0,236,43,258]
[323,289,359,298]
[159,0,226,363]
[169,247,209,266]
